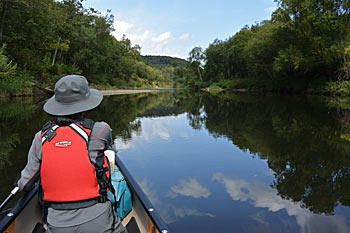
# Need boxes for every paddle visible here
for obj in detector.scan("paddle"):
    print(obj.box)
[0,186,20,212]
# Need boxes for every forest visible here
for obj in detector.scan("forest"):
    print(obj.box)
[191,0,350,94]
[1,0,350,95]
[0,0,194,96]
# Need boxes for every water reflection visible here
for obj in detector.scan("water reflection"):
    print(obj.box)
[195,93,350,216]
[213,173,348,233]
[167,178,211,198]
[0,97,50,203]
[112,92,350,232]
[139,178,216,225]
[1,91,350,232]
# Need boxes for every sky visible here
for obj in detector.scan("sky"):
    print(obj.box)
[82,0,279,59]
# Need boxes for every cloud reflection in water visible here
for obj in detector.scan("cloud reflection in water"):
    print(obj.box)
[212,173,349,233]
[167,178,211,198]
[139,178,215,224]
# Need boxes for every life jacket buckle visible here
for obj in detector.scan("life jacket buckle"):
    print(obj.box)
[98,195,107,203]
[45,128,57,142]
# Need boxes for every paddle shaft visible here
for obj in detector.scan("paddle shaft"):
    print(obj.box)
[0,187,20,212]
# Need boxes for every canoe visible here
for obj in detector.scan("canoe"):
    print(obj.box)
[0,150,170,233]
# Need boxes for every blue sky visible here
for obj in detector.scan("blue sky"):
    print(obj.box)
[83,0,278,58]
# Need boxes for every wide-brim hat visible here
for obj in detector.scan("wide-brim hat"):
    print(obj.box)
[43,75,103,116]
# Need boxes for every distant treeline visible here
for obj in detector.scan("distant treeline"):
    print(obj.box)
[187,0,350,94]
[2,0,347,95]
[140,55,199,88]
[0,0,192,95]
[141,56,187,68]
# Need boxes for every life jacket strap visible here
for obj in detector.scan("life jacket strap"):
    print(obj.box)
[69,123,89,143]
[42,125,59,145]
[96,167,110,192]
[44,196,107,210]
[82,118,94,130]
[42,120,54,133]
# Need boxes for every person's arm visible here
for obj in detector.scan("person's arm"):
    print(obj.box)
[17,131,42,192]
[88,122,112,166]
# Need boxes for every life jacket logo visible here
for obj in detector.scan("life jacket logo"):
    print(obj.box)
[55,141,72,147]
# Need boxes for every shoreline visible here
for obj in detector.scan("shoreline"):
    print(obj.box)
[100,89,159,96]
[0,89,160,98]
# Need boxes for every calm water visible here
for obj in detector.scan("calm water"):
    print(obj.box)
[1,91,350,233]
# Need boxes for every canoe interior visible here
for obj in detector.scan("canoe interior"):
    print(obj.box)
[3,190,160,233]
[1,152,170,233]
[3,194,41,233]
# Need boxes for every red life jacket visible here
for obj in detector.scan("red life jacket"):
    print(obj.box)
[40,120,111,208]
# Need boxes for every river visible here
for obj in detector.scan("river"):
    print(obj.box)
[1,90,350,233]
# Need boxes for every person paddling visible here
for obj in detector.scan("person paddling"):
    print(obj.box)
[16,75,127,233]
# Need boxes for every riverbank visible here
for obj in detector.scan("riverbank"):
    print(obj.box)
[206,79,350,96]
[0,88,160,98]
[100,89,159,96]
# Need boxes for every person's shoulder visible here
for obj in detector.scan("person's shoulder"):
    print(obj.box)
[35,130,42,140]
[93,121,111,129]
[29,130,43,145]
[91,121,111,135]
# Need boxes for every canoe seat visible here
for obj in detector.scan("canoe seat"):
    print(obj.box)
[126,217,141,233]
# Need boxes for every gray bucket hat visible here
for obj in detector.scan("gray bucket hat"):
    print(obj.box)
[43,75,103,116]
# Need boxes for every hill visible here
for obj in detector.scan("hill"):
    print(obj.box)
[141,55,188,68]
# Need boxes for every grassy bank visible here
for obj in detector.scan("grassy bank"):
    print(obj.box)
[207,79,350,96]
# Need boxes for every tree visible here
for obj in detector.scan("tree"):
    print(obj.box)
[187,47,205,88]
[0,44,28,93]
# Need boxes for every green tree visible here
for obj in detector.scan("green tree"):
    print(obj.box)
[0,44,28,93]
[186,46,204,88]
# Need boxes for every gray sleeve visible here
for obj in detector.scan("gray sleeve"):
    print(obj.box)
[88,122,112,164]
[17,131,42,191]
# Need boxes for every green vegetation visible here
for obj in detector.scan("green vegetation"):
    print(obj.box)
[0,45,30,96]
[3,0,350,95]
[137,56,189,88]
[0,0,189,95]
[141,56,187,68]
[140,55,203,88]
[188,0,350,95]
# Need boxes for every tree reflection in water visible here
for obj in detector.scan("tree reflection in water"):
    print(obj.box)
[187,92,350,215]
[1,91,350,217]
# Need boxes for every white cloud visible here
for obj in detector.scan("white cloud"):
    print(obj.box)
[128,30,152,44]
[152,32,172,43]
[168,178,211,198]
[112,19,189,58]
[212,173,349,233]
[113,20,134,39]
[178,33,190,41]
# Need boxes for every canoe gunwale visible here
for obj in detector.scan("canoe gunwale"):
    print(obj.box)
[0,185,39,232]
